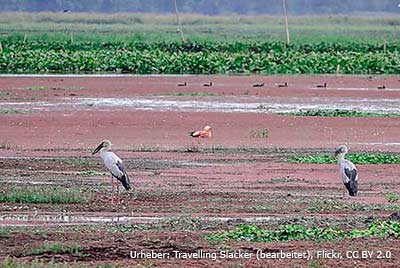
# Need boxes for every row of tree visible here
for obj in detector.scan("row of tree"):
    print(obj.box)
[0,0,398,14]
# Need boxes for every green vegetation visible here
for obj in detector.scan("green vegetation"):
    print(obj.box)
[351,203,400,212]
[386,192,400,203]
[1,13,399,43]
[309,199,348,212]
[0,109,30,114]
[0,259,106,268]
[208,221,400,243]
[308,260,322,268]
[0,228,11,238]
[309,199,400,212]
[28,243,81,256]
[282,109,400,118]
[0,186,88,204]
[290,152,400,164]
[76,170,104,177]
[249,128,269,139]
[0,13,399,74]
[1,40,398,74]
[67,158,94,167]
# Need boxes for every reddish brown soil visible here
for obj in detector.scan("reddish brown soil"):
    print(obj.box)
[2,229,400,268]
[0,75,400,267]
[1,75,400,99]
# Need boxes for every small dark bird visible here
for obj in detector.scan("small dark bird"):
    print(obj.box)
[178,82,187,86]
[278,82,288,88]
[252,82,264,87]
[63,9,70,13]
[203,82,213,87]
[377,85,386,89]
[316,82,327,88]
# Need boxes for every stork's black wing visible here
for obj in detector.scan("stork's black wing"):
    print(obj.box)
[344,167,358,196]
[114,161,131,191]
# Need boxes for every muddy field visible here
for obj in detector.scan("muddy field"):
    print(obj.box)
[0,75,400,267]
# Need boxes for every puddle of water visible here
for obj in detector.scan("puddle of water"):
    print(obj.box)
[352,142,400,147]
[0,180,55,185]
[1,96,400,114]
[0,213,282,227]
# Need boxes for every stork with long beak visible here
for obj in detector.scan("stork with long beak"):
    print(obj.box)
[334,145,358,199]
[92,140,131,204]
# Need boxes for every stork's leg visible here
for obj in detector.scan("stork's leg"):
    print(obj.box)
[349,196,354,207]
[116,183,120,204]
[111,176,115,205]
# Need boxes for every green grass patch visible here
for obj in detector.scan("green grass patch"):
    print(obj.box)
[308,199,348,212]
[19,86,48,91]
[281,109,400,118]
[28,243,81,256]
[76,170,104,177]
[386,192,400,203]
[351,203,400,212]
[1,13,400,44]
[208,221,400,243]
[0,259,100,268]
[67,158,94,167]
[290,152,400,164]
[0,186,88,204]
[0,228,12,239]
[308,199,400,212]
[0,109,30,114]
[249,128,269,139]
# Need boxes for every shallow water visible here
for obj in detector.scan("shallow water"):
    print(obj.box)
[0,213,281,227]
[2,96,400,114]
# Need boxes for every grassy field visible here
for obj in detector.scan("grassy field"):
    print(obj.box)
[0,12,399,74]
[0,12,399,43]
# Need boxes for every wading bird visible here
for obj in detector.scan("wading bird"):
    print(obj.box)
[252,82,264,87]
[277,82,288,88]
[334,145,358,198]
[178,82,187,86]
[203,82,213,87]
[189,125,212,138]
[377,85,386,89]
[316,82,327,88]
[92,140,131,204]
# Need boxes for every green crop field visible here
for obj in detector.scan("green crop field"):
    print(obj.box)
[0,12,399,74]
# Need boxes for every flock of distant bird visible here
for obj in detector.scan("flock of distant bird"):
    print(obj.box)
[177,81,387,89]
[92,123,358,204]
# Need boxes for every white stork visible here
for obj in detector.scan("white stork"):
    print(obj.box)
[334,145,358,197]
[92,140,131,204]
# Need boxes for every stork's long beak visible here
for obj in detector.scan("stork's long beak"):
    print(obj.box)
[92,143,103,155]
[334,148,341,157]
